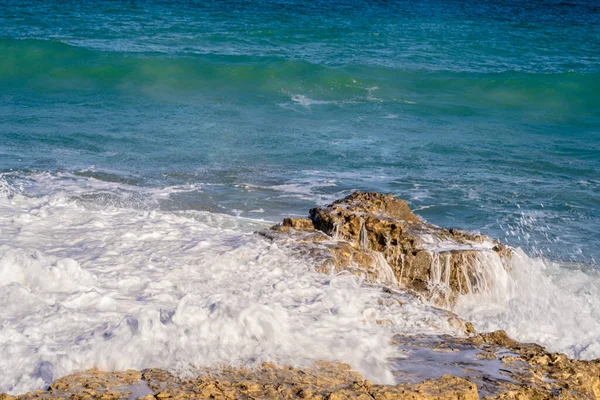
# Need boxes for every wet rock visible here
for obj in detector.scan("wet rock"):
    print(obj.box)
[2,369,151,400]
[7,333,593,399]
[2,363,479,400]
[476,331,600,399]
[19,354,599,400]
[269,191,512,307]
[391,331,600,399]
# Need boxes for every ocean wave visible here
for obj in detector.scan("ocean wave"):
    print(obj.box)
[2,173,600,394]
[452,249,600,359]
[2,38,599,118]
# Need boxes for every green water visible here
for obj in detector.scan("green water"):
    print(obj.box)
[1,0,599,262]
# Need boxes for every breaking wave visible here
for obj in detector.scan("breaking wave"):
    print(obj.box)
[0,174,460,394]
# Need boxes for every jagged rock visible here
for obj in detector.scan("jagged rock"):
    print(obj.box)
[393,331,600,399]
[5,345,600,399]
[269,191,512,306]
[1,363,479,400]
[2,369,149,400]
[475,331,600,399]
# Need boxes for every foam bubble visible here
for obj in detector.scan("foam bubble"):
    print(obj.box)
[291,94,334,106]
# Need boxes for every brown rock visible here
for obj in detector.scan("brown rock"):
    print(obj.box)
[267,191,513,307]
[283,217,316,231]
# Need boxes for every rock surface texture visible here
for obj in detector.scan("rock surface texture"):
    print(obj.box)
[267,191,511,307]
[3,342,600,400]
[0,363,479,399]
[3,192,600,399]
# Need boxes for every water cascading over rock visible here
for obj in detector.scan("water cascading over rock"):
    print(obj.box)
[264,191,513,307]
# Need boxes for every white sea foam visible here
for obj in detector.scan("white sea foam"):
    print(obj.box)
[365,86,383,103]
[3,172,600,395]
[0,171,207,204]
[290,94,334,106]
[0,175,460,394]
[410,227,600,360]
[269,179,341,204]
[418,233,495,253]
[452,248,600,360]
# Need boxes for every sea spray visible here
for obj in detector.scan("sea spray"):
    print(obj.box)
[0,177,461,395]
[453,249,600,360]
[415,234,600,360]
[1,0,599,392]
[284,189,600,366]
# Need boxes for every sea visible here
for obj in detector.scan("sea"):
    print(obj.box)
[1,0,599,394]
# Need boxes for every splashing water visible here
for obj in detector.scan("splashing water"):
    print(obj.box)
[0,176,461,394]
[1,0,599,395]
[453,249,600,360]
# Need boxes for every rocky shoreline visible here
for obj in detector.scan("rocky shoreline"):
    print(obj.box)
[3,192,599,399]
[264,191,512,309]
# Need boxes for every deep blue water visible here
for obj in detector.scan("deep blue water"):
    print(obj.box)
[1,0,599,263]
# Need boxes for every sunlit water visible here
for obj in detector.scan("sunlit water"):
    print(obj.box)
[1,0,599,394]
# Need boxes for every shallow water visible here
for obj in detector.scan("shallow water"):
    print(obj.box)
[393,335,521,397]
[1,0,599,394]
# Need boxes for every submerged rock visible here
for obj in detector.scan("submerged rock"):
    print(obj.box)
[267,191,512,307]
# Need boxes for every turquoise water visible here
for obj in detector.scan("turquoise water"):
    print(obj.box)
[1,0,599,262]
[3,1,600,394]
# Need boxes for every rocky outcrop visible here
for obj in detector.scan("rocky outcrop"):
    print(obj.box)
[475,330,600,399]
[0,362,479,399]
[267,191,511,306]
[393,330,600,399]
[4,338,600,400]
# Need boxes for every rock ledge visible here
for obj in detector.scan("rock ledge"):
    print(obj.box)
[268,191,511,307]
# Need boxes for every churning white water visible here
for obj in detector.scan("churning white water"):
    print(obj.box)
[1,173,600,395]
[0,175,460,395]
[453,249,600,360]
[418,229,600,360]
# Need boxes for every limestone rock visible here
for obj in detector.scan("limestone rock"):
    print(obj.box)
[3,369,150,400]
[12,349,600,400]
[2,363,479,400]
[269,191,512,306]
